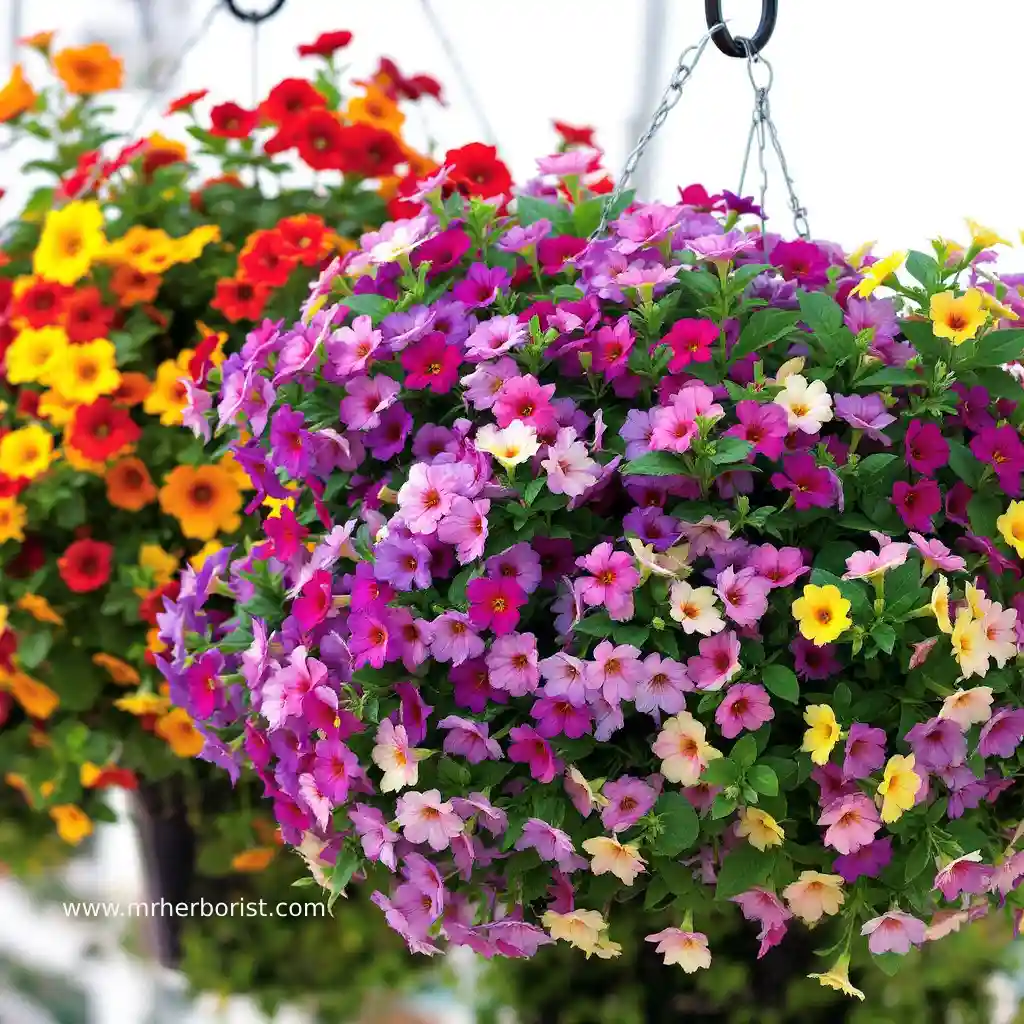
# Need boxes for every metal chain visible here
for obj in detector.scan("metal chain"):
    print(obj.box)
[588,22,724,243]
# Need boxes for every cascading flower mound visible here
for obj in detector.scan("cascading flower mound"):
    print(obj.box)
[164,143,1024,986]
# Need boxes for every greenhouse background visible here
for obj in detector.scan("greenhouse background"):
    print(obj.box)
[5,0,1024,1021]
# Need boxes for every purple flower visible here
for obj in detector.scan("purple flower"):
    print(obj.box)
[374,531,433,590]
[834,837,893,883]
[634,653,689,716]
[844,297,899,347]
[430,611,485,666]
[601,776,657,832]
[940,765,989,819]
[621,409,655,460]
[514,818,580,871]
[486,542,543,595]
[381,305,435,351]
[834,393,896,445]
[497,220,551,253]
[686,229,758,264]
[906,716,966,772]
[843,723,886,780]
[934,852,992,901]
[792,636,841,680]
[530,695,593,738]
[486,632,540,696]
[438,715,503,763]
[978,707,1024,758]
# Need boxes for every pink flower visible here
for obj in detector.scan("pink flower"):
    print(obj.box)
[541,427,600,498]
[438,715,503,763]
[715,565,771,627]
[591,316,636,379]
[934,852,992,901]
[395,789,465,851]
[537,148,598,176]
[486,631,540,696]
[726,401,789,460]
[349,803,399,871]
[645,929,712,972]
[861,911,926,955]
[715,683,774,739]
[494,374,557,432]
[687,630,741,691]
[650,384,723,454]
[508,725,559,782]
[326,315,382,377]
[601,776,657,832]
[575,542,641,621]
[461,356,519,410]
[465,314,528,361]
[731,887,791,931]
[909,532,966,575]
[539,651,589,705]
[634,653,690,716]
[292,569,333,632]
[467,576,527,635]
[340,373,400,430]
[587,640,644,704]
[818,794,881,855]
[748,544,808,588]
[531,695,593,738]
[514,818,581,871]
[437,496,490,564]
[660,318,719,371]
[892,478,941,532]
[396,462,475,535]
[349,611,391,669]
[429,611,485,666]
[297,772,332,830]
[843,536,911,580]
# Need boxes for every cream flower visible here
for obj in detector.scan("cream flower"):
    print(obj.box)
[668,580,724,635]
[773,374,833,434]
[475,419,540,470]
[542,908,609,953]
[652,711,721,786]
[783,871,845,924]
[581,836,647,885]
[939,687,994,729]
[736,807,785,851]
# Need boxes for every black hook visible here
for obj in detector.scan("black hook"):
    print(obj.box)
[223,0,288,24]
[705,0,778,58]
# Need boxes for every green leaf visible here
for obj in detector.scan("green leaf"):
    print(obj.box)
[903,838,932,883]
[715,844,775,899]
[761,664,799,703]
[884,559,925,613]
[710,437,754,466]
[967,491,1001,539]
[517,195,573,232]
[962,329,1024,369]
[711,793,737,819]
[857,367,924,388]
[15,630,52,670]
[438,756,471,791]
[870,623,897,654]
[733,308,801,360]
[797,290,844,336]
[702,758,739,787]
[523,477,546,505]
[621,452,690,477]
[809,567,870,619]
[731,734,758,769]
[652,792,700,857]
[872,952,906,977]
[340,294,391,322]
[904,251,940,289]
[573,611,615,638]
[747,765,779,796]
[946,440,982,488]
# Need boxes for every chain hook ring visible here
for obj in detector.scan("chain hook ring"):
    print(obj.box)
[223,0,286,24]
[706,0,777,58]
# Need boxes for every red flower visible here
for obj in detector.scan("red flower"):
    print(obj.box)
[277,214,327,267]
[446,142,512,198]
[58,538,114,593]
[210,277,271,323]
[165,88,208,115]
[209,102,259,139]
[292,109,347,170]
[0,628,16,672]
[15,390,40,418]
[188,333,222,385]
[297,30,353,58]
[386,173,424,220]
[553,120,596,147]
[334,124,405,178]
[239,230,297,288]
[89,766,139,790]
[678,184,724,211]
[10,279,70,328]
[139,580,179,625]
[402,74,444,103]
[57,151,107,201]
[0,691,11,728]
[372,58,443,103]
[259,78,326,125]
[63,287,116,342]
[68,399,141,461]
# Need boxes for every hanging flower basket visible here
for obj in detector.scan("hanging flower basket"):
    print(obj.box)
[161,129,1024,990]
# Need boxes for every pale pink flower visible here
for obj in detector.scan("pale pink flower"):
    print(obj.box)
[861,911,926,955]
[645,928,711,972]
[909,531,967,575]
[783,871,845,924]
[396,462,475,534]
[437,496,490,563]
[587,640,644,704]
[486,631,540,696]
[371,719,421,793]
[715,565,771,626]
[326,315,382,377]
[843,539,911,580]
[652,711,721,786]
[541,427,599,498]
[678,515,732,557]
[539,651,589,705]
[818,794,881,855]
[340,374,400,430]
[536,149,598,176]
[395,789,464,851]
[939,687,994,729]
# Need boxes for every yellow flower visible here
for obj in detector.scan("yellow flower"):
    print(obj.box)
[172,224,221,263]
[930,289,988,345]
[979,289,1019,322]
[92,652,140,686]
[0,498,26,544]
[9,672,60,719]
[37,389,80,427]
[966,218,1011,249]
[34,200,106,285]
[801,704,841,765]
[877,754,922,823]
[231,847,278,873]
[102,226,173,271]
[846,240,876,271]
[474,420,540,470]
[850,250,905,298]
[218,450,252,492]
[0,424,54,480]
[155,707,205,757]
[930,575,952,633]
[4,326,69,384]
[16,594,64,626]
[997,500,1024,558]
[541,908,609,953]
[736,807,785,850]
[581,836,647,885]
[792,584,851,646]
[950,609,991,679]
[143,357,189,426]
[49,804,93,846]
[48,337,121,403]
[138,543,178,590]
[115,691,171,716]
[159,464,242,541]
[808,955,865,1000]
[0,604,6,635]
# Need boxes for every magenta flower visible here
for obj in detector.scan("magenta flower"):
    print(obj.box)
[437,496,490,564]
[908,532,966,574]
[715,565,771,627]
[892,478,941,532]
[184,650,224,721]
[834,837,893,883]
[395,681,433,746]
[514,818,580,871]
[688,630,741,691]
[650,385,723,454]
[904,419,949,475]
[575,542,641,621]
[452,262,510,309]
[486,631,540,696]
[400,331,462,393]
[934,852,992,901]
[725,401,789,460]
[312,736,360,804]
[819,793,881,855]
[971,424,1024,496]
[906,717,966,772]
[601,776,658,832]
[429,611,485,666]
[978,707,1024,758]
[530,695,593,739]
[771,239,829,286]
[587,640,644,704]
[292,567,332,632]
[340,373,400,430]
[349,803,399,871]
[591,316,636,379]
[792,635,841,680]
[260,645,326,729]
[349,611,391,670]
[635,653,690,716]
[508,725,559,782]
[862,911,926,955]
[843,723,886,780]
[771,454,835,510]
[494,373,557,433]
[715,683,774,739]
[731,887,791,932]
[748,544,808,588]
[467,576,528,636]
[952,384,995,433]
[660,318,719,371]
[438,715,503,763]
[396,789,465,851]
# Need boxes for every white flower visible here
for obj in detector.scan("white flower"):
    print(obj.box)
[475,419,540,470]
[668,580,724,635]
[774,374,833,434]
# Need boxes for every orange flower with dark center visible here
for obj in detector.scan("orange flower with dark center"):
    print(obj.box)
[53,43,123,95]
[210,277,271,323]
[209,101,259,139]
[159,464,242,540]
[63,286,116,342]
[258,78,326,125]
[106,456,157,511]
[109,265,160,307]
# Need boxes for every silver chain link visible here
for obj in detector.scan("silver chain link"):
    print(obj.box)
[587,23,724,243]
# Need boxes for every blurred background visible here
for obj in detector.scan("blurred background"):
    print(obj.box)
[4,1,1024,1021]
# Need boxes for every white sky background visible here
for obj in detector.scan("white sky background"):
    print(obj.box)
[4,0,1024,265]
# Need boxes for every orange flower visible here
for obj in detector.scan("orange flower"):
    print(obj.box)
[16,594,64,627]
[109,265,160,307]
[92,652,141,686]
[0,64,36,123]
[19,31,55,54]
[345,86,405,135]
[112,371,152,407]
[231,847,277,872]
[53,43,123,95]
[155,707,205,757]
[50,804,93,845]
[8,672,60,719]
[159,463,242,540]
[106,456,157,510]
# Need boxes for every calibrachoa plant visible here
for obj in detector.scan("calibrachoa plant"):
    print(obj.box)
[163,140,1024,990]
[0,28,446,845]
